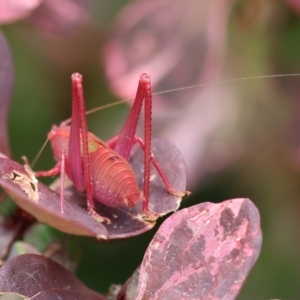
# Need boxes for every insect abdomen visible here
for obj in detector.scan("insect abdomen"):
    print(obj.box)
[89,147,140,207]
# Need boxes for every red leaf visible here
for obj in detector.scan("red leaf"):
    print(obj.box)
[133,199,262,300]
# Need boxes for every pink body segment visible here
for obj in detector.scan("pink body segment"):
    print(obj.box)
[46,127,140,208]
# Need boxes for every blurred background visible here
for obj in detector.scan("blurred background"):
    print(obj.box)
[1,0,300,298]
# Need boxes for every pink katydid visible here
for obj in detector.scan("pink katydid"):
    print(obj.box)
[35,73,189,223]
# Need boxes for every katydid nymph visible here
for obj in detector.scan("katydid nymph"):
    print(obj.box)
[35,73,188,223]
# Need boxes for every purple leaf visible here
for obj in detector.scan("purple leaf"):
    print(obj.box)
[0,157,108,239]
[0,254,106,300]
[0,138,187,240]
[0,31,14,157]
[131,199,262,300]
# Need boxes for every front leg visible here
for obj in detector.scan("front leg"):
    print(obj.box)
[35,155,65,213]
[35,162,61,178]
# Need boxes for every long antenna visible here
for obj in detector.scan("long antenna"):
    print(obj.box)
[31,137,50,168]
[31,73,300,165]
[63,73,300,122]
[154,73,300,96]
